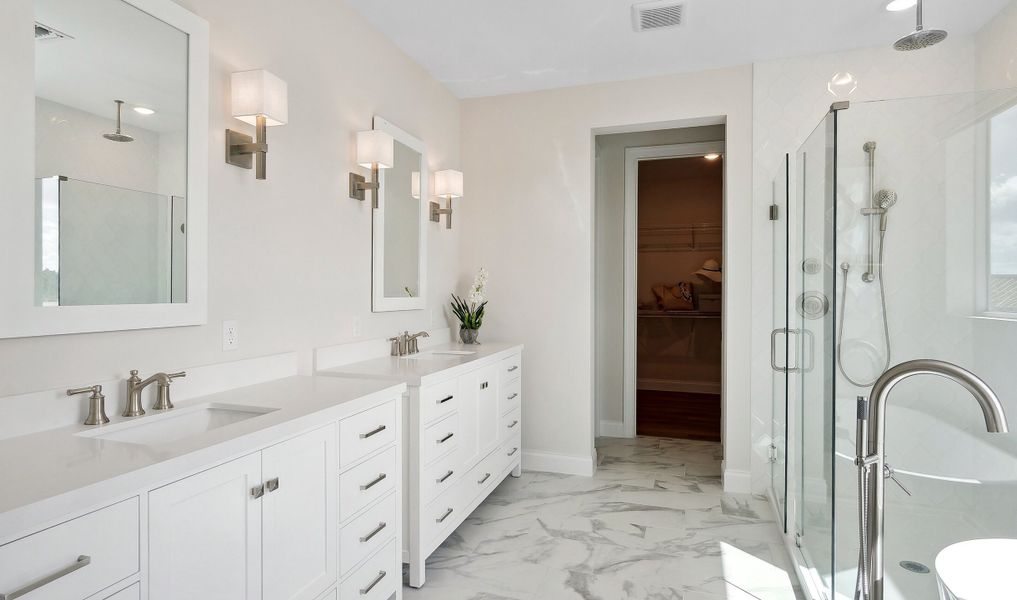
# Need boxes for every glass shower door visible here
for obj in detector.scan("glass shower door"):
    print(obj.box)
[771,154,790,532]
[795,108,840,598]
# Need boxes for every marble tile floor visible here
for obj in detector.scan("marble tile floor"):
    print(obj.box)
[403,436,804,600]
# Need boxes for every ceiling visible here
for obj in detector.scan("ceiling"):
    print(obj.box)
[345,0,1012,98]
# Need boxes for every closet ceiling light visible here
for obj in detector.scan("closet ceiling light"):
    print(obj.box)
[133,106,155,115]
[885,0,917,12]
[704,153,720,160]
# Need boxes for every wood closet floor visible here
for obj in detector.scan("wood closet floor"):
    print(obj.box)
[636,390,721,442]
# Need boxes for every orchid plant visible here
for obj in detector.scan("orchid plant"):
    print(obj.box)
[451,268,489,331]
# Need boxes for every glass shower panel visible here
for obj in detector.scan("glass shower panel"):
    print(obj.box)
[796,110,839,598]
[771,153,790,531]
[832,90,1017,600]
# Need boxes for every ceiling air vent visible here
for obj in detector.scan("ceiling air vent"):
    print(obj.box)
[631,0,686,32]
[35,22,72,42]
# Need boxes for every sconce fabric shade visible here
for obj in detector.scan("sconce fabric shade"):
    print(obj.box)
[411,171,421,199]
[231,70,288,126]
[357,130,394,169]
[435,169,463,198]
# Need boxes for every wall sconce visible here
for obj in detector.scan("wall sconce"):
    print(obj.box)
[431,169,463,229]
[226,70,288,180]
[349,130,394,208]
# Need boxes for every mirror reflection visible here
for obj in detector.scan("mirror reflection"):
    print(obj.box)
[381,141,423,299]
[34,0,189,306]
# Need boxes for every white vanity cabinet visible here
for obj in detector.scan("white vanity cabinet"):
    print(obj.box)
[149,423,337,600]
[405,349,523,588]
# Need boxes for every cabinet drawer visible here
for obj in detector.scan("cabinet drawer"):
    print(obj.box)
[500,407,521,442]
[465,450,502,506]
[339,447,397,521]
[421,411,459,466]
[339,492,397,576]
[339,540,398,600]
[314,587,337,600]
[0,497,139,600]
[421,448,462,503]
[497,354,522,387]
[499,436,522,474]
[421,486,463,547]
[420,378,459,425]
[499,379,521,416]
[338,400,397,469]
[103,582,141,600]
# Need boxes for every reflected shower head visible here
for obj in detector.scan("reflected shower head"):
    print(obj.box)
[894,0,947,51]
[102,100,134,143]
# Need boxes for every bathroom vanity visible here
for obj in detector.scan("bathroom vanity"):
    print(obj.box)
[0,375,406,600]
[316,340,523,588]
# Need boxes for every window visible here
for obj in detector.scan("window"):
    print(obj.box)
[988,103,1017,313]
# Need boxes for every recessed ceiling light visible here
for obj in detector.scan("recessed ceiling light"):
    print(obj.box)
[704,153,720,161]
[133,106,155,115]
[885,0,917,12]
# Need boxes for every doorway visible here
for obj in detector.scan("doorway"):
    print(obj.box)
[630,150,724,441]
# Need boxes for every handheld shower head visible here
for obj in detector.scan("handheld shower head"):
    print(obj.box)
[875,189,897,231]
[894,0,948,51]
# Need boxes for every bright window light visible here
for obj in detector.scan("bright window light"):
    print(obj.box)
[886,0,917,12]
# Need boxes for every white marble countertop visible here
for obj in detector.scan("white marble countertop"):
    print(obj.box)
[0,376,405,542]
[317,342,523,387]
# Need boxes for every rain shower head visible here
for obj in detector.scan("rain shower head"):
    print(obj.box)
[894,0,947,51]
[102,100,134,143]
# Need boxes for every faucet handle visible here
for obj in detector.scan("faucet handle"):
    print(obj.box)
[167,371,186,382]
[67,385,110,426]
[883,463,912,497]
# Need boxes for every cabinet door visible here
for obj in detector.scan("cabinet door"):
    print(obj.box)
[149,453,262,600]
[475,365,500,459]
[262,424,338,600]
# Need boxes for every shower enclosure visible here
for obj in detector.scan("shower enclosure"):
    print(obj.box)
[772,88,1017,600]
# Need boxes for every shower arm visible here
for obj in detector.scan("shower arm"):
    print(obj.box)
[855,359,1008,600]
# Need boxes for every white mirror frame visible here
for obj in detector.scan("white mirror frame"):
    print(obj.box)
[0,0,209,339]
[372,116,428,312]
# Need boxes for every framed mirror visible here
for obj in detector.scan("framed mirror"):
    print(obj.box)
[372,116,428,312]
[0,0,209,338]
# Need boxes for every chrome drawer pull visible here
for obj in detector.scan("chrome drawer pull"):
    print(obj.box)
[478,472,492,485]
[507,447,519,457]
[438,432,454,444]
[437,395,454,405]
[251,484,265,499]
[507,420,519,429]
[437,470,454,483]
[359,521,387,543]
[508,365,519,372]
[265,477,280,492]
[436,507,454,523]
[359,570,386,595]
[360,473,387,490]
[360,424,387,439]
[507,393,519,400]
[0,554,91,600]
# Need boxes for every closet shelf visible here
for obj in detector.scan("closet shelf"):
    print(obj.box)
[638,223,722,253]
[638,310,721,320]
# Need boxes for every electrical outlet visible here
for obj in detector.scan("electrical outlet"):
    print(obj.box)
[352,317,362,338]
[222,320,239,351]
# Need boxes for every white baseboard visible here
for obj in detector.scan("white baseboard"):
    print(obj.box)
[722,466,752,494]
[598,419,627,438]
[522,449,595,476]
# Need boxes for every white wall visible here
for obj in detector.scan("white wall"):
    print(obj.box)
[0,0,460,401]
[594,126,725,434]
[459,66,753,482]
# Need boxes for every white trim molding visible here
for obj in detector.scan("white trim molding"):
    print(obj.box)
[722,465,751,494]
[522,449,596,477]
[598,420,627,438]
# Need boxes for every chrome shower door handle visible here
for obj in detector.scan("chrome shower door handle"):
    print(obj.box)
[771,328,799,373]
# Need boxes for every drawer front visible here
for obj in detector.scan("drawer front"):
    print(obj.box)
[314,587,337,600]
[338,447,397,522]
[499,436,522,474]
[497,354,522,387]
[421,411,459,466]
[338,400,397,469]
[419,378,459,425]
[339,492,397,576]
[465,450,502,506]
[421,449,462,503]
[339,540,398,600]
[104,582,141,600]
[0,497,139,600]
[421,483,467,547]
[499,378,521,416]
[500,407,521,442]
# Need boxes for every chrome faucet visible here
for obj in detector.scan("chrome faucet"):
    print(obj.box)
[388,331,430,356]
[124,370,186,416]
[854,360,1009,600]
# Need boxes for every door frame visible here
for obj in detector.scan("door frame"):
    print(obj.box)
[622,141,727,438]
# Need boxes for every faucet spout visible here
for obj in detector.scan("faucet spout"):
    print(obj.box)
[856,359,1009,600]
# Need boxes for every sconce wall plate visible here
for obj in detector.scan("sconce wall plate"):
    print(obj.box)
[225,128,256,170]
[349,173,367,201]
[430,199,453,229]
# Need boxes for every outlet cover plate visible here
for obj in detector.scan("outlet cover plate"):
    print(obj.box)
[222,320,239,351]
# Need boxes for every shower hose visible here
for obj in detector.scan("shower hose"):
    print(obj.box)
[838,230,891,600]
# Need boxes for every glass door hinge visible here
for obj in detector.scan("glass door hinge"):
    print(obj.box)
[769,205,779,220]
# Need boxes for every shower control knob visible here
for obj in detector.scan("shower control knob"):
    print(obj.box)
[797,291,830,320]
[883,463,912,497]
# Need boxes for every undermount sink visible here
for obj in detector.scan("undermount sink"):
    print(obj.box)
[76,402,279,446]
[401,350,477,360]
